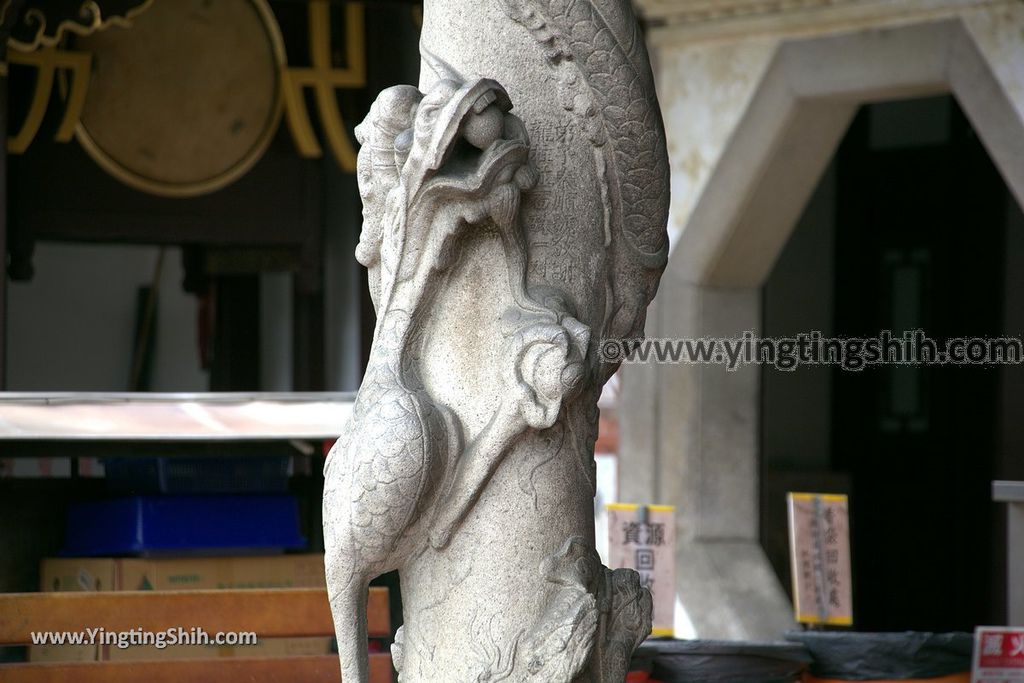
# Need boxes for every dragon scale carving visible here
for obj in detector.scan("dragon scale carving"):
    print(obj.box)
[500,0,671,365]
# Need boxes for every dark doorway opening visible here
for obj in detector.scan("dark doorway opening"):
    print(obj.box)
[761,95,1021,631]
[833,98,1004,631]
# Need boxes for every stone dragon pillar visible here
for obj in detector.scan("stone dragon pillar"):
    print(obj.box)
[322,0,670,680]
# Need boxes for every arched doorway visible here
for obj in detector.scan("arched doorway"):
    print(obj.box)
[619,10,1024,637]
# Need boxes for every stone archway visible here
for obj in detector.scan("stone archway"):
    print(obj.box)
[619,2,1024,638]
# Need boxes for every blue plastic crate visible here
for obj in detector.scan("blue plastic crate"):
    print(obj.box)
[61,495,307,556]
[104,456,290,494]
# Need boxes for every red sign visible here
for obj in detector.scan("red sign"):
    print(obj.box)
[974,627,1024,683]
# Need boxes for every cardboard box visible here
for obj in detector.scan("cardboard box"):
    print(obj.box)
[29,558,113,662]
[103,632,334,662]
[40,554,327,592]
[29,642,100,663]
[31,554,332,663]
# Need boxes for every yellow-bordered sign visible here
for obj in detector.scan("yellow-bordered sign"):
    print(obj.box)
[787,492,853,626]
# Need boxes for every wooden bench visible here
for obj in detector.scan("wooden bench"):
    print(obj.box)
[0,587,392,683]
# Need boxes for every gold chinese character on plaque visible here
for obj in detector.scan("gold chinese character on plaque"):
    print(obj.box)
[3,46,91,153]
[281,0,366,173]
[1,0,368,193]
[1,0,154,154]
[68,0,287,197]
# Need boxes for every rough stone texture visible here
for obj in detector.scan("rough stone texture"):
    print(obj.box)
[322,0,670,680]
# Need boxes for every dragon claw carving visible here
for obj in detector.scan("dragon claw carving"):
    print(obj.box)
[466,536,653,683]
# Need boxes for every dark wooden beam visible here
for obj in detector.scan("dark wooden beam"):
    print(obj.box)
[210,275,262,391]
[0,70,7,388]
[0,2,20,387]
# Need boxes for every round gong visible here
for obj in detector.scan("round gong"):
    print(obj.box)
[73,0,285,197]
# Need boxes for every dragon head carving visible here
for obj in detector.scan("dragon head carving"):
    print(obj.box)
[354,74,537,318]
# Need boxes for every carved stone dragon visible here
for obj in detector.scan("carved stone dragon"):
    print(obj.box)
[323,61,593,683]
[324,0,669,679]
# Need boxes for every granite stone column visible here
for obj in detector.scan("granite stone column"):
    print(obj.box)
[323,1,669,680]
